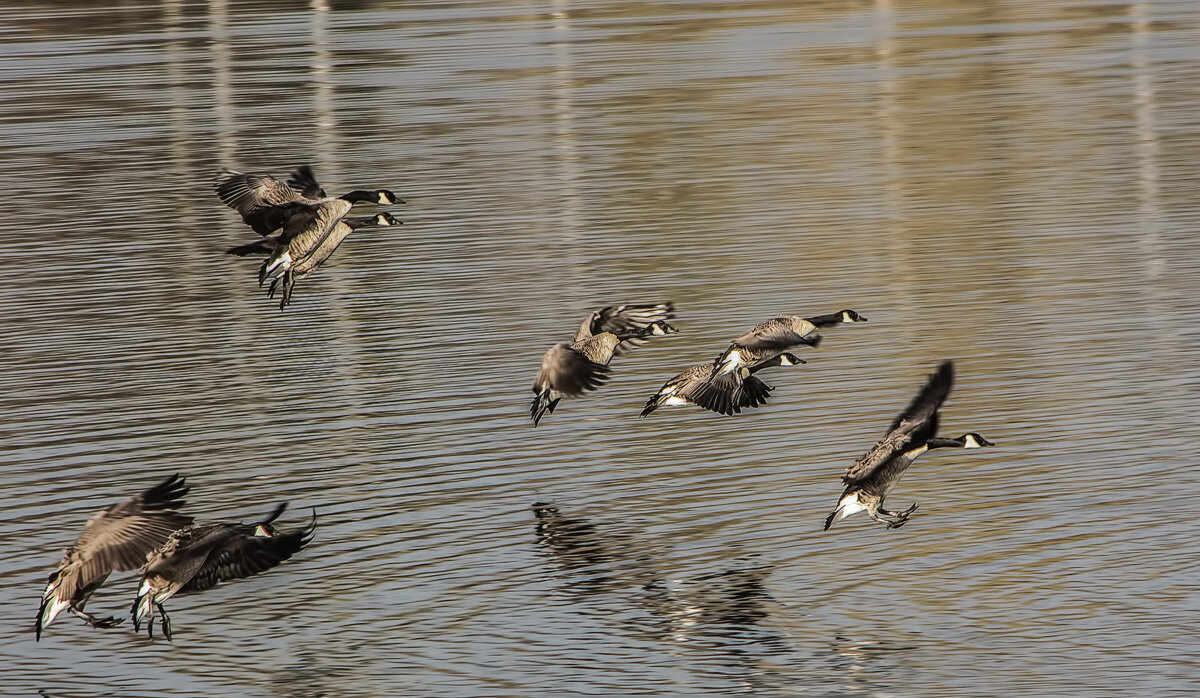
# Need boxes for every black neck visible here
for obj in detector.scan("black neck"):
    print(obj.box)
[926,437,964,450]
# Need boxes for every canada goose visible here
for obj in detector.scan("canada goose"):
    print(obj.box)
[36,474,192,641]
[531,303,677,426]
[227,212,400,310]
[641,353,803,417]
[713,316,823,376]
[824,360,994,530]
[215,165,401,235]
[131,503,316,641]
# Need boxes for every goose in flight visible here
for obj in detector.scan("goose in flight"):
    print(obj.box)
[824,360,994,530]
[531,303,677,426]
[215,165,400,236]
[36,474,192,640]
[131,503,316,641]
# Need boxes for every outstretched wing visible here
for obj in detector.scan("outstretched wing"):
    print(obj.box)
[729,317,819,352]
[180,515,316,594]
[574,302,675,356]
[841,361,954,484]
[214,170,307,235]
[51,475,193,602]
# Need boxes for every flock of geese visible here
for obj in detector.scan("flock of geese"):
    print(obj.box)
[35,165,995,642]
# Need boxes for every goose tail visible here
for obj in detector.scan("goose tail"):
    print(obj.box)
[530,391,560,427]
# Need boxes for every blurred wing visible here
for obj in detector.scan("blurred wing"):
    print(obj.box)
[574,302,675,356]
[181,518,316,594]
[285,165,326,199]
[886,360,954,433]
[535,344,611,397]
[842,362,954,484]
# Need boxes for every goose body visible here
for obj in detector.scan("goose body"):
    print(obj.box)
[714,316,823,376]
[641,353,802,417]
[131,503,316,640]
[228,212,400,309]
[36,474,192,640]
[531,303,677,426]
[215,165,400,236]
[824,360,994,530]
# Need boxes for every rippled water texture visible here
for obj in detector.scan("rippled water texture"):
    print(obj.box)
[2,0,1199,695]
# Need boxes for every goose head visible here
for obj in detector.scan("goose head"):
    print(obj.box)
[643,320,679,337]
[958,433,994,448]
[838,309,868,323]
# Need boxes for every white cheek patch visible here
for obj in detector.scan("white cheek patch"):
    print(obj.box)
[377,194,389,204]
[963,435,983,448]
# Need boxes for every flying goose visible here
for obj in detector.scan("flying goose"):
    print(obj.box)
[215,165,401,236]
[227,212,401,310]
[131,503,316,641]
[713,316,823,376]
[824,360,994,530]
[645,309,867,417]
[640,353,803,417]
[36,474,193,640]
[531,303,677,426]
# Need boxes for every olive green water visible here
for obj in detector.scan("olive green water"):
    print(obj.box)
[2,1,1198,695]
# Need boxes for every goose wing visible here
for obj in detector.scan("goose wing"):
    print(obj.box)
[214,170,309,235]
[534,344,611,397]
[50,475,193,601]
[841,361,954,484]
[729,317,818,352]
[179,515,316,594]
[573,302,675,356]
[285,165,327,199]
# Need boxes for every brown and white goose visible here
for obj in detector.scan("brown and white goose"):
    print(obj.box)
[531,303,677,426]
[215,165,400,236]
[824,360,994,530]
[36,474,192,640]
[131,503,316,641]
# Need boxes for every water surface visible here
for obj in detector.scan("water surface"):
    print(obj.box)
[2,0,1199,695]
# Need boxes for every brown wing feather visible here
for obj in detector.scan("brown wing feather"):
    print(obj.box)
[534,344,611,397]
[573,303,675,356]
[50,475,193,602]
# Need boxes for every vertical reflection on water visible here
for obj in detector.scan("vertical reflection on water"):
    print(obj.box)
[1130,3,1165,287]
[208,0,236,167]
[310,0,338,170]
[550,0,583,293]
[532,503,798,693]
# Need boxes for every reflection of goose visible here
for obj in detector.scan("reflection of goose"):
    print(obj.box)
[531,503,785,656]
[215,165,400,235]
[825,360,994,530]
[36,475,192,640]
[531,303,677,426]
[131,503,316,641]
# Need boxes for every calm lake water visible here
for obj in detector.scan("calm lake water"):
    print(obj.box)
[2,0,1199,695]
